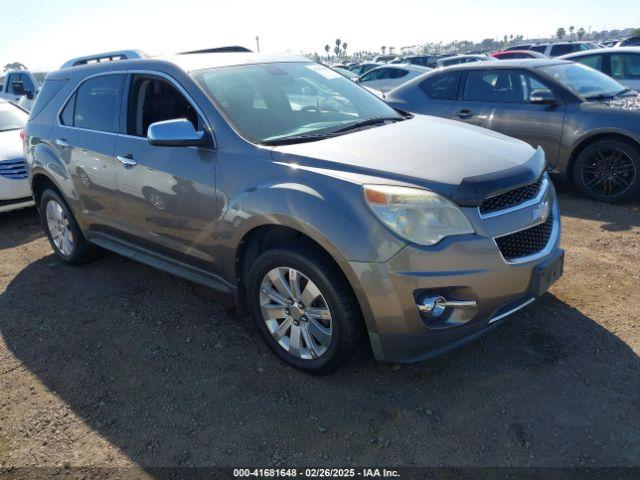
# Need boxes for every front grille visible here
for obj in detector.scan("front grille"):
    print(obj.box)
[0,159,28,180]
[480,176,544,215]
[495,213,554,261]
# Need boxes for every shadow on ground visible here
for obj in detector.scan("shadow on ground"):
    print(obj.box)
[553,180,640,232]
[1,251,639,469]
[0,208,43,249]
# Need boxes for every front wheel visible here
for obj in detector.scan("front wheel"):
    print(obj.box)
[246,244,362,373]
[573,139,640,202]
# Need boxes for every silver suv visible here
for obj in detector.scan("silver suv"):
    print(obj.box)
[25,51,563,373]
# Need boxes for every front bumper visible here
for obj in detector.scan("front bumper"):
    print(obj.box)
[0,176,34,213]
[350,183,562,363]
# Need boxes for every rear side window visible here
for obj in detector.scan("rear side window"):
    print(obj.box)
[60,74,124,132]
[530,45,547,53]
[420,71,461,100]
[573,55,603,72]
[611,54,640,79]
[29,78,68,119]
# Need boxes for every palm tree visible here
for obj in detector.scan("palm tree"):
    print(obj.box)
[569,26,575,40]
[577,27,586,40]
[381,46,386,55]
[556,27,566,40]
[324,44,330,60]
[342,42,348,57]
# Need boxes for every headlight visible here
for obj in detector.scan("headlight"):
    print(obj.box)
[363,185,474,246]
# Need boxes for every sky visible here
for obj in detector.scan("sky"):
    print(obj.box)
[1,0,638,71]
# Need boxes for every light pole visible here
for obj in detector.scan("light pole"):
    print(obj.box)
[255,36,260,53]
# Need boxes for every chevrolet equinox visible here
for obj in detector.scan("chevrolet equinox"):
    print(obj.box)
[25,52,563,373]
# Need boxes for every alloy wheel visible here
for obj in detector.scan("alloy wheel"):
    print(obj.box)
[580,146,637,200]
[46,200,74,256]
[259,267,333,360]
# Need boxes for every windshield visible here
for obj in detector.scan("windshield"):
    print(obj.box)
[192,62,402,144]
[540,63,627,99]
[0,102,28,131]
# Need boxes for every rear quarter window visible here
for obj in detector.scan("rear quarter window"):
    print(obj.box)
[29,78,68,119]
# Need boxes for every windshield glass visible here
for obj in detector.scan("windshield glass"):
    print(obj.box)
[540,63,626,99]
[192,62,402,144]
[0,102,28,131]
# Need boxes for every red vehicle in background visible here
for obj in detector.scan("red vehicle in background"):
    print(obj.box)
[491,50,547,59]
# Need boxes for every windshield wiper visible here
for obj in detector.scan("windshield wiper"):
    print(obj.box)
[585,88,634,101]
[261,133,334,146]
[260,116,403,146]
[328,116,403,135]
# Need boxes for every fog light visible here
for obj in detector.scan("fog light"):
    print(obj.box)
[417,296,447,318]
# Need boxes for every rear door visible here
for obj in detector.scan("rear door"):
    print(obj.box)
[452,68,566,167]
[51,73,125,230]
[112,73,219,270]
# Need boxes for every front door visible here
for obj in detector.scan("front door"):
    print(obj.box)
[113,73,219,270]
[51,74,125,231]
[452,69,566,168]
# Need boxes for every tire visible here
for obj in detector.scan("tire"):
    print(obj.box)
[246,243,362,373]
[39,189,94,265]
[573,139,640,202]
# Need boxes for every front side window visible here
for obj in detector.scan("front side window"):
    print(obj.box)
[550,44,576,56]
[360,68,388,82]
[530,45,547,54]
[540,63,626,99]
[63,74,124,132]
[126,75,203,137]
[610,54,640,80]
[420,71,461,100]
[0,102,28,131]
[463,70,551,103]
[192,62,401,144]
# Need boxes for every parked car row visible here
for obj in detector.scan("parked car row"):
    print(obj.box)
[386,59,640,202]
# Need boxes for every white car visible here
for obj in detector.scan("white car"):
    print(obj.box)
[0,101,33,213]
[357,64,430,97]
[560,47,640,91]
[436,54,492,68]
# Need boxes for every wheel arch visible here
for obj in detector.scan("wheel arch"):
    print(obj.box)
[233,223,375,333]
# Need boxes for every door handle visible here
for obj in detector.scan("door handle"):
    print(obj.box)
[55,138,70,148]
[116,154,137,168]
[455,109,473,119]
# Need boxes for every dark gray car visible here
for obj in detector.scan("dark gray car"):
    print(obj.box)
[387,59,640,202]
[25,52,563,373]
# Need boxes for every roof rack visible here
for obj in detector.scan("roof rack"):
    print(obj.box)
[60,50,148,69]
[178,46,252,55]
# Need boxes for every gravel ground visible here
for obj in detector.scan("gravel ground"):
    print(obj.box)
[0,184,639,474]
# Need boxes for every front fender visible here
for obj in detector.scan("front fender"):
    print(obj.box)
[218,178,406,283]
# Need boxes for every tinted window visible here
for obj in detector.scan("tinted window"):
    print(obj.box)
[7,73,20,94]
[21,74,35,92]
[361,68,386,81]
[127,75,203,137]
[610,54,640,79]
[574,55,603,71]
[60,92,76,126]
[389,69,408,79]
[463,70,547,103]
[550,44,578,56]
[29,79,68,119]
[420,71,461,100]
[73,75,123,132]
[530,45,547,53]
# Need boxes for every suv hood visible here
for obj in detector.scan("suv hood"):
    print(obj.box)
[270,115,544,206]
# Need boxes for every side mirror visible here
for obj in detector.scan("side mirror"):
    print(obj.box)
[147,119,212,148]
[12,81,25,96]
[529,89,557,105]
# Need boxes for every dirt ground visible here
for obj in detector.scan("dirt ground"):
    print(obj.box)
[0,183,639,475]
